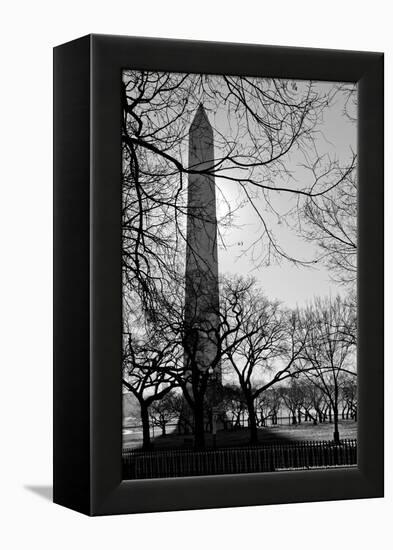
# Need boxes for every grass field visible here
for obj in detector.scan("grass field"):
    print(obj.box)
[123,420,357,450]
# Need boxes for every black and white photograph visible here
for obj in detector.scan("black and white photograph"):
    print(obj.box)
[2,0,388,542]
[121,71,358,479]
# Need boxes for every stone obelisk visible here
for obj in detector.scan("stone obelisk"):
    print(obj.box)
[184,104,221,383]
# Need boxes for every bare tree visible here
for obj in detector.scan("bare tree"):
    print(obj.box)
[122,304,180,449]
[146,285,218,449]
[265,387,283,425]
[222,385,247,429]
[300,295,357,443]
[221,277,310,444]
[298,83,357,288]
[299,380,326,424]
[152,277,268,448]
[255,389,282,427]
[280,380,305,425]
[149,391,180,437]
[341,375,358,421]
[300,166,357,286]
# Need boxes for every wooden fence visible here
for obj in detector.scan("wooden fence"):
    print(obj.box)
[122,439,357,479]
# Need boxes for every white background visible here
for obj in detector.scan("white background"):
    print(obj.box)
[0,1,390,548]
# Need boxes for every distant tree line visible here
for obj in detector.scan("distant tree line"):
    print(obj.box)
[148,376,357,439]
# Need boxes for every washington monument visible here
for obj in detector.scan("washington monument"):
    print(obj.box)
[184,104,221,383]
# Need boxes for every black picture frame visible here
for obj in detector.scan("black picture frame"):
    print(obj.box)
[53,34,384,516]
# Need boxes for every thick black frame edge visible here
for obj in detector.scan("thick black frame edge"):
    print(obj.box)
[357,53,384,495]
[53,34,383,516]
[53,35,92,515]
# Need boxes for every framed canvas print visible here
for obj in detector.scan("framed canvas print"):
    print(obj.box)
[53,34,384,516]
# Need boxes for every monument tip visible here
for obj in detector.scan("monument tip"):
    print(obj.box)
[191,102,212,130]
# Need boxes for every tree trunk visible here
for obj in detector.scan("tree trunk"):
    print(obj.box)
[194,399,205,449]
[162,423,166,437]
[247,397,258,445]
[140,403,151,450]
[333,385,340,443]
[333,405,340,444]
